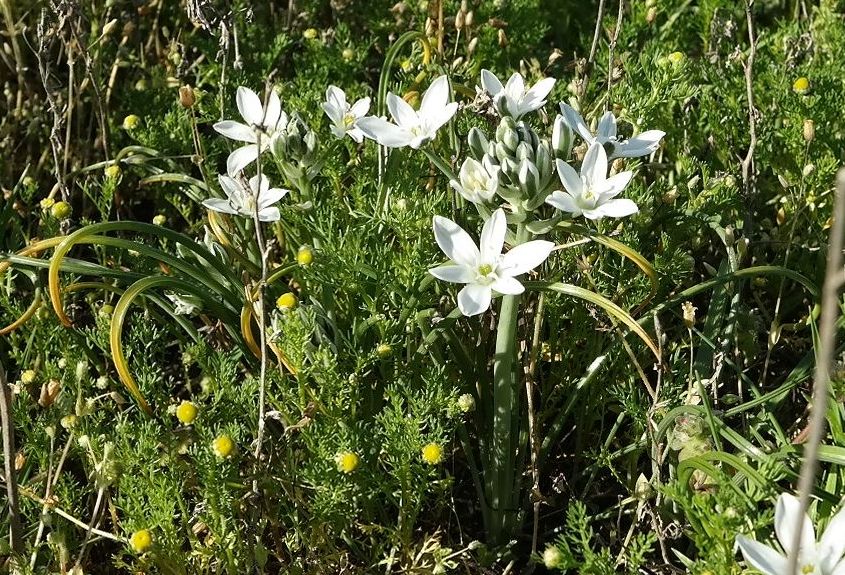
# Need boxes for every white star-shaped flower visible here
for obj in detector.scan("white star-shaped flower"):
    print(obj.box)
[213,86,288,175]
[357,75,458,149]
[480,69,556,120]
[736,493,845,575]
[429,209,554,316]
[202,174,289,222]
[545,141,637,220]
[560,103,664,159]
[322,86,370,143]
[450,156,500,204]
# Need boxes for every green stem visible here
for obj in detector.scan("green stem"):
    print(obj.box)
[487,223,529,544]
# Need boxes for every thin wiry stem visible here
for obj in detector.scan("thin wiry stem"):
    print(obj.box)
[788,168,845,575]
[0,361,23,555]
[740,0,758,236]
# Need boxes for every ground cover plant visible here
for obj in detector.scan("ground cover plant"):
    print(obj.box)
[3,0,845,573]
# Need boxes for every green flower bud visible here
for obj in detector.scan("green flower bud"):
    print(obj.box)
[496,117,519,153]
[467,127,489,160]
[552,114,574,160]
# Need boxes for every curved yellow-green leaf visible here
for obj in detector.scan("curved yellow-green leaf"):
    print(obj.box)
[0,288,41,335]
[533,282,660,361]
[0,236,65,278]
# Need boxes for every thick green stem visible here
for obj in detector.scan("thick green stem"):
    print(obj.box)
[487,223,529,544]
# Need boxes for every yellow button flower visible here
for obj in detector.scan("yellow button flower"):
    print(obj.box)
[175,400,198,425]
[276,292,297,311]
[297,246,313,266]
[793,76,810,95]
[335,451,359,473]
[129,529,153,553]
[122,115,141,130]
[51,201,72,220]
[421,442,443,465]
[212,434,234,458]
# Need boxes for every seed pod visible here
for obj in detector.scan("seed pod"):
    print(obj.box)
[498,29,508,47]
[179,85,195,108]
[803,119,815,142]
[467,37,478,55]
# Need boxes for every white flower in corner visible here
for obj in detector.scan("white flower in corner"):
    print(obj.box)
[480,70,556,120]
[203,174,289,222]
[450,157,500,204]
[166,293,202,315]
[214,86,288,175]
[322,86,370,143]
[357,75,458,149]
[546,141,637,220]
[736,493,845,575]
[560,103,664,159]
[429,209,554,316]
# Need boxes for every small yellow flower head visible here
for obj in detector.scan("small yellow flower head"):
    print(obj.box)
[297,246,314,266]
[152,214,167,226]
[105,164,121,179]
[60,415,78,429]
[667,51,684,65]
[303,28,318,40]
[276,292,297,311]
[542,546,565,569]
[122,114,141,130]
[40,197,56,210]
[793,76,810,95]
[212,434,235,458]
[21,369,36,385]
[376,343,392,359]
[342,48,355,61]
[421,442,443,465]
[51,201,72,220]
[176,400,198,425]
[99,304,114,318]
[22,176,36,188]
[682,301,697,328]
[129,529,153,553]
[401,58,413,72]
[335,451,360,473]
[457,393,475,413]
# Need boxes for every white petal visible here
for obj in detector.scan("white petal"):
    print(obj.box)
[521,77,556,109]
[499,240,554,276]
[213,121,257,143]
[480,209,506,264]
[217,174,239,197]
[582,142,608,190]
[833,559,845,575]
[504,73,525,100]
[429,264,474,284]
[350,97,371,117]
[258,206,281,222]
[326,86,347,111]
[596,111,617,140]
[736,535,788,575]
[560,103,594,143]
[202,198,238,215]
[226,145,260,176]
[775,494,816,555]
[614,130,665,158]
[249,174,269,196]
[546,190,580,215]
[819,504,845,572]
[347,127,365,143]
[593,198,638,219]
[457,284,492,316]
[356,117,413,147]
[264,90,282,128]
[433,216,480,268]
[424,102,458,136]
[480,69,504,96]
[600,171,634,199]
[491,276,524,295]
[387,93,418,128]
[420,75,450,121]
[556,159,583,196]
[322,101,343,124]
[236,86,264,126]
[259,188,289,209]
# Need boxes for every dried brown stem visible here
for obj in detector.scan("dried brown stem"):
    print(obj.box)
[0,361,23,555]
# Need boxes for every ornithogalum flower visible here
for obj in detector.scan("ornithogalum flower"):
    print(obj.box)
[480,69,556,120]
[357,75,457,149]
[429,209,554,316]
[322,86,370,143]
[202,174,289,222]
[736,493,845,575]
[214,86,288,175]
[560,103,664,159]
[546,141,637,220]
[450,157,500,204]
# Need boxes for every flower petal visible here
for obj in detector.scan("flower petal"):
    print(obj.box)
[560,103,594,143]
[480,69,504,96]
[582,141,608,191]
[350,97,371,117]
[775,494,816,555]
[420,75,450,121]
[819,503,845,572]
[499,240,554,276]
[236,86,264,126]
[521,77,556,109]
[491,276,524,295]
[213,121,257,143]
[429,264,474,284]
[347,127,365,143]
[504,73,525,100]
[614,130,665,158]
[458,284,492,316]
[596,111,617,140]
[258,206,281,222]
[592,198,638,219]
[600,171,634,199]
[202,198,238,215]
[356,117,412,147]
[424,101,458,135]
[264,90,282,128]
[326,86,347,111]
[259,187,289,209]
[226,145,260,176]
[480,209,506,264]
[387,93,418,128]
[736,535,788,575]
[556,159,583,196]
[433,215,480,268]
[546,190,580,215]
